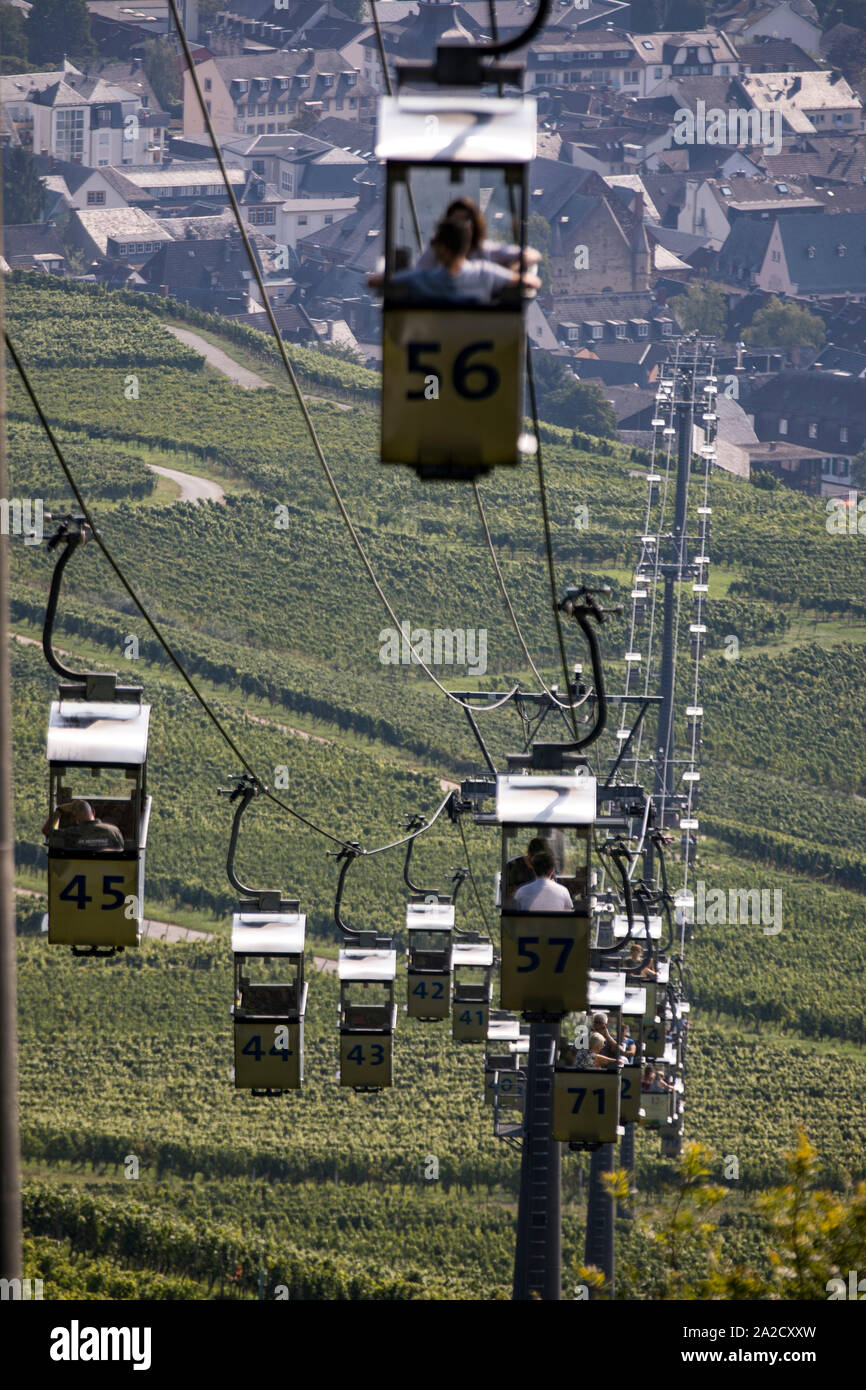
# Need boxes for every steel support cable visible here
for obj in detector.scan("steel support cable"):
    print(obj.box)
[471,481,591,714]
[6,340,464,861]
[630,346,680,781]
[167,0,517,716]
[5,333,344,846]
[526,348,580,741]
[373,0,559,711]
[369,0,423,250]
[457,815,492,938]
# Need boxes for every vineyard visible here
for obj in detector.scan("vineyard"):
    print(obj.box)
[7,272,866,1299]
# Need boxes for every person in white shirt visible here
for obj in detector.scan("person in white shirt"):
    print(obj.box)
[512,848,574,912]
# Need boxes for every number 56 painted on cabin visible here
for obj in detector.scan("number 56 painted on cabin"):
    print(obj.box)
[381,310,525,474]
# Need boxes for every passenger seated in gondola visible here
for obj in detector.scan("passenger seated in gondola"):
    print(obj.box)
[561,1032,611,1070]
[619,1020,637,1060]
[412,197,541,275]
[642,1066,674,1094]
[512,848,574,912]
[625,941,657,979]
[43,799,124,851]
[505,835,546,898]
[592,1012,623,1060]
[373,215,542,305]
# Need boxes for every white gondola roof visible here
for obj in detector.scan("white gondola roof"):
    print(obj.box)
[613,913,662,940]
[406,901,455,930]
[231,912,306,957]
[486,1016,521,1043]
[47,700,151,765]
[495,771,596,825]
[376,94,536,164]
[452,940,494,968]
[587,969,626,1008]
[623,985,647,1016]
[338,947,397,982]
[656,960,670,984]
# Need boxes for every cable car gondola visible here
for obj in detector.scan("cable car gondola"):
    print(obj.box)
[45,691,151,954]
[338,945,398,1089]
[620,984,646,1125]
[43,519,151,955]
[496,754,595,1015]
[451,936,494,1041]
[375,7,546,479]
[220,775,309,1094]
[233,912,307,1094]
[405,899,453,1020]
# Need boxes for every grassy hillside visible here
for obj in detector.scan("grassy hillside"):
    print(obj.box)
[7,272,866,1298]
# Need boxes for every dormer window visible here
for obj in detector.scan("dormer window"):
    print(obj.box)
[836,244,847,257]
[806,245,816,258]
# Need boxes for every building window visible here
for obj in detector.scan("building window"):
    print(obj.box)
[837,244,847,257]
[624,70,639,84]
[204,78,212,92]
[55,108,84,162]
[86,190,106,206]
[653,67,663,79]
[840,426,848,443]
[116,244,127,255]
[281,171,292,191]
[771,250,781,262]
[324,215,333,224]
[779,418,788,434]
[808,422,818,439]
[257,104,266,116]
[297,215,308,226]
[249,208,276,225]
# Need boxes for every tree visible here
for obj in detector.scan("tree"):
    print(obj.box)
[630,0,664,30]
[825,29,866,87]
[0,1,28,72]
[25,0,94,66]
[851,449,866,489]
[331,0,364,19]
[2,146,47,224]
[673,281,728,337]
[142,38,180,115]
[609,1131,866,1300]
[743,297,826,356]
[527,212,553,293]
[662,0,706,27]
[530,352,618,437]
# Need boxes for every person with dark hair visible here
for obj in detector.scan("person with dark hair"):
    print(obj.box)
[42,798,124,850]
[373,212,541,304]
[505,834,547,898]
[512,847,574,911]
[413,196,540,271]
